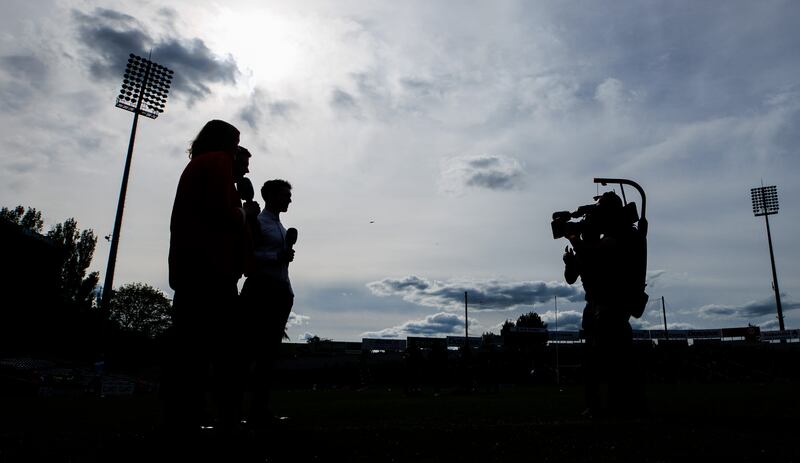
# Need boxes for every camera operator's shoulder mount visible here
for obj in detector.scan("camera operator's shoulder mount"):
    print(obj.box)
[551,178,650,318]
[595,178,649,318]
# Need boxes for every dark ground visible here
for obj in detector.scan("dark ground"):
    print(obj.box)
[1,381,798,462]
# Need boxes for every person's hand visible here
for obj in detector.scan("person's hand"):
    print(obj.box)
[566,233,581,247]
[278,249,295,263]
[243,201,261,219]
[563,246,576,264]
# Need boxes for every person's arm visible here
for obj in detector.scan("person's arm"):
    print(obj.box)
[252,218,294,264]
[254,247,294,263]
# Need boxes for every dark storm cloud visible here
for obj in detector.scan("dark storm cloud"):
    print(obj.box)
[72,9,149,79]
[464,156,523,190]
[698,294,800,319]
[367,275,583,311]
[361,312,465,338]
[442,154,525,192]
[72,8,238,103]
[368,275,431,294]
[467,171,519,190]
[540,310,583,332]
[151,38,238,100]
[239,88,298,130]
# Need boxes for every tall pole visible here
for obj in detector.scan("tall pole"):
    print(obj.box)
[101,61,153,314]
[554,296,560,386]
[751,184,784,333]
[100,54,173,315]
[464,291,469,345]
[763,212,785,331]
[101,63,148,312]
[661,296,669,341]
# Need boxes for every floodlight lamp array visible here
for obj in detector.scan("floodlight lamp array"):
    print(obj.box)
[115,53,174,119]
[751,185,779,216]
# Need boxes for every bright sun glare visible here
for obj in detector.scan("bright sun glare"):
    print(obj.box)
[206,7,307,88]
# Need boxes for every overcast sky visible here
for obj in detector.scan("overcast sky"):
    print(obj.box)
[1,0,798,341]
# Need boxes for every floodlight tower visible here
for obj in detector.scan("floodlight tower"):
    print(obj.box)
[750,185,784,332]
[101,54,173,313]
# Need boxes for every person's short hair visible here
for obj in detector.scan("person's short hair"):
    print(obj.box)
[261,179,292,202]
[597,191,622,210]
[188,120,239,158]
[237,146,252,159]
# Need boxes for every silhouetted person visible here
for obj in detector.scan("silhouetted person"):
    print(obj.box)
[164,120,257,435]
[234,147,262,254]
[564,191,639,418]
[239,179,295,427]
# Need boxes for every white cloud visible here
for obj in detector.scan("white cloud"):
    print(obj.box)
[516,74,580,115]
[756,319,781,331]
[630,319,695,331]
[298,331,317,342]
[287,312,310,327]
[594,78,640,113]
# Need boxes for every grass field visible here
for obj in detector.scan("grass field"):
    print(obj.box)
[1,381,798,462]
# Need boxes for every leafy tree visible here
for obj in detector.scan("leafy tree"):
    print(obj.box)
[46,217,99,309]
[481,331,502,349]
[2,204,99,310]
[502,313,548,352]
[0,205,43,233]
[500,320,515,337]
[516,311,547,330]
[109,283,172,338]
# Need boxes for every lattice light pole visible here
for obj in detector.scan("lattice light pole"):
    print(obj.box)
[751,184,784,331]
[101,54,173,312]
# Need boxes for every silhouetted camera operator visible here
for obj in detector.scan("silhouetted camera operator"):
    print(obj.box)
[555,191,645,418]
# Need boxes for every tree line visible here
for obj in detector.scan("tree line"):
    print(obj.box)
[0,205,171,353]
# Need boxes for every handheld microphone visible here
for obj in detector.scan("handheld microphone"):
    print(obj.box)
[236,177,255,203]
[286,227,298,250]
